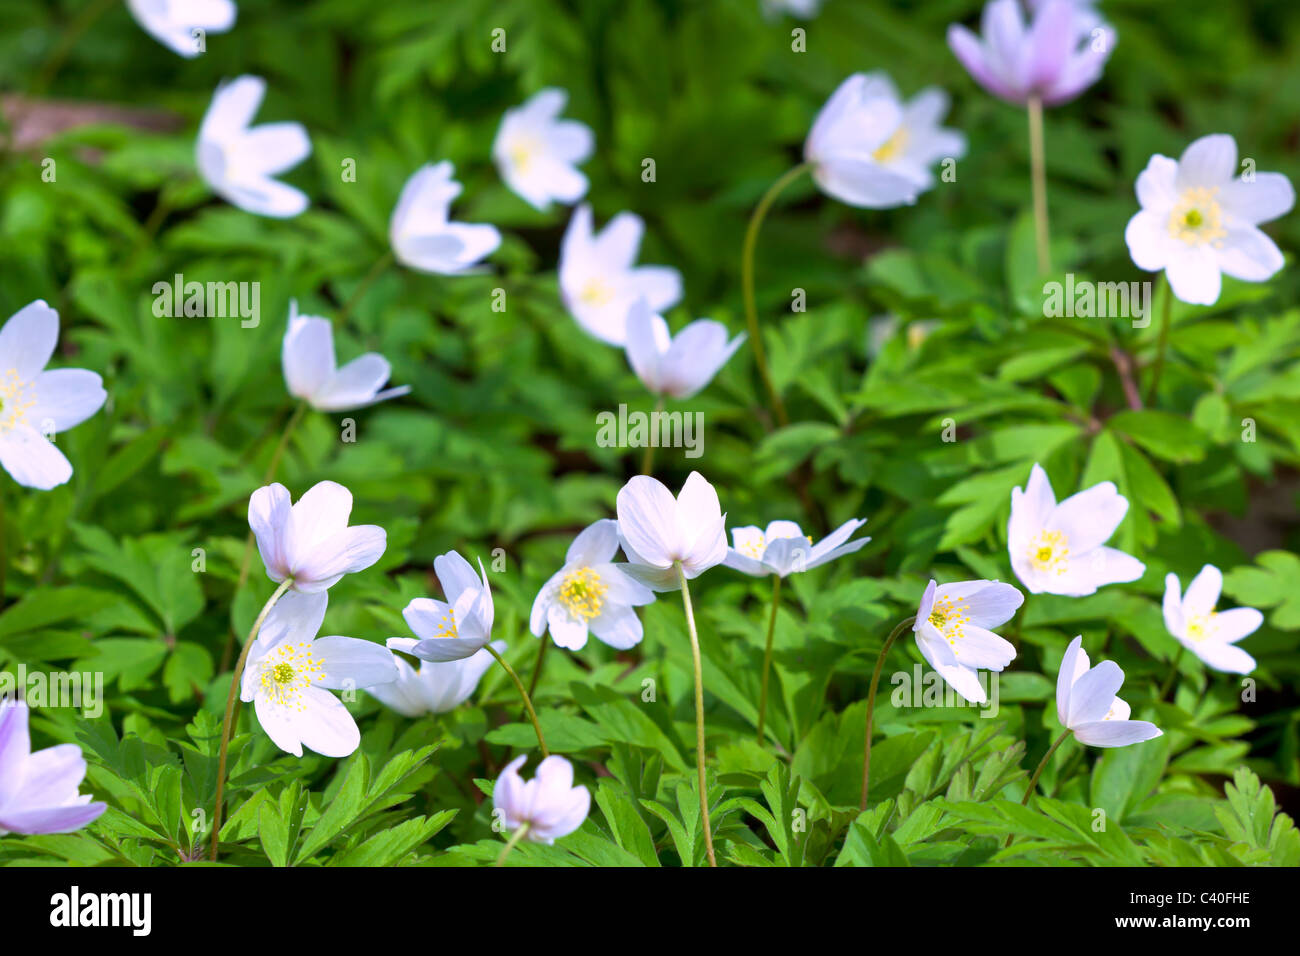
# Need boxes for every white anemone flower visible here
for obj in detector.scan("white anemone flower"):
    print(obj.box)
[1125,134,1294,306]
[386,551,495,663]
[248,481,387,593]
[127,0,235,57]
[1008,463,1145,596]
[389,162,502,275]
[1162,565,1262,675]
[615,472,727,592]
[912,578,1023,704]
[0,700,105,835]
[529,519,655,651]
[724,518,869,578]
[1057,635,1162,747]
[492,88,594,212]
[368,640,505,717]
[804,71,967,208]
[282,302,410,412]
[558,204,683,346]
[494,755,591,845]
[0,300,107,490]
[196,76,311,218]
[241,590,398,758]
[624,298,745,400]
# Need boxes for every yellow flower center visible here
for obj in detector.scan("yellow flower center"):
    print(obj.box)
[434,608,457,638]
[558,566,607,621]
[579,278,615,306]
[1185,611,1217,642]
[1027,530,1070,575]
[740,533,766,559]
[1168,187,1226,247]
[926,595,971,655]
[508,135,540,173]
[257,642,326,710]
[0,369,36,435]
[872,126,908,163]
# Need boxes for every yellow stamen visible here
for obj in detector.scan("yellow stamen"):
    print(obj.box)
[1027,530,1070,576]
[872,127,908,163]
[0,369,36,435]
[257,641,326,711]
[1167,186,1226,247]
[557,566,607,621]
[926,595,972,656]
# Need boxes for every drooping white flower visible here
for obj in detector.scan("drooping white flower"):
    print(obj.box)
[386,551,495,662]
[248,481,387,593]
[493,754,590,845]
[389,162,501,275]
[282,302,410,412]
[127,0,236,58]
[1008,463,1145,596]
[724,518,869,578]
[0,300,106,490]
[804,71,967,209]
[1125,134,1294,306]
[558,204,683,346]
[196,76,311,218]
[615,472,727,592]
[0,700,105,835]
[241,590,398,758]
[624,298,745,400]
[912,579,1023,704]
[948,0,1115,107]
[1056,635,1162,747]
[1162,565,1262,674]
[492,88,594,212]
[368,640,505,717]
[529,520,655,651]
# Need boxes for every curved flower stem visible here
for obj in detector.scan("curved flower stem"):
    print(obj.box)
[741,163,810,428]
[640,397,664,475]
[1027,96,1050,275]
[860,616,916,811]
[336,250,395,327]
[219,401,309,674]
[756,575,782,744]
[676,562,716,867]
[1145,276,1174,405]
[494,822,531,867]
[1159,645,1184,700]
[487,644,549,757]
[1005,728,1072,849]
[210,576,295,861]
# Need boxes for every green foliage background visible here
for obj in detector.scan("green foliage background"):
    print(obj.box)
[0,0,1296,866]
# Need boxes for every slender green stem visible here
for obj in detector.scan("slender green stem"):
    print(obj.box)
[741,163,810,428]
[210,577,295,861]
[1159,645,1184,699]
[676,562,716,867]
[860,616,916,810]
[756,575,782,744]
[487,645,549,757]
[494,822,531,867]
[1027,96,1050,275]
[336,250,395,327]
[1145,276,1173,405]
[1003,728,1073,849]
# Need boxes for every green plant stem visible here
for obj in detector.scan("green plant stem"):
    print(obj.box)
[1159,645,1184,699]
[487,644,549,757]
[641,397,664,475]
[741,163,810,428]
[210,577,294,861]
[860,616,916,810]
[494,822,531,867]
[756,575,782,744]
[1003,728,1073,849]
[30,0,117,98]
[1027,96,1050,275]
[336,250,395,327]
[676,562,717,867]
[1146,276,1174,405]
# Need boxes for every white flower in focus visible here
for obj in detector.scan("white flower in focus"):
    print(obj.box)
[724,518,869,578]
[0,300,107,490]
[530,520,655,651]
[804,72,967,208]
[0,700,105,835]
[1124,134,1294,306]
[1008,463,1145,596]
[492,88,594,212]
[241,590,398,758]
[368,640,505,717]
[615,472,728,592]
[196,76,311,218]
[624,299,745,400]
[282,302,410,412]
[912,579,1023,704]
[1162,565,1262,674]
[386,551,495,662]
[389,162,502,275]
[558,204,683,346]
[248,481,387,593]
[127,0,236,57]
[1057,635,1162,747]
[493,755,591,845]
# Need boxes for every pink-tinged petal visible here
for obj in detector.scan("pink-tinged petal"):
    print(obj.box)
[1176,134,1237,190]
[313,353,393,411]
[292,525,386,592]
[0,701,32,810]
[1162,573,1184,636]
[1047,480,1128,553]
[945,580,1023,629]
[284,480,353,566]
[949,25,1018,103]
[1056,635,1085,725]
[406,635,489,663]
[947,623,1017,671]
[914,579,938,625]
[1066,659,1123,727]
[494,755,530,826]
[256,588,328,649]
[1022,0,1073,93]
[0,801,106,835]
[1072,719,1162,748]
[5,744,86,811]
